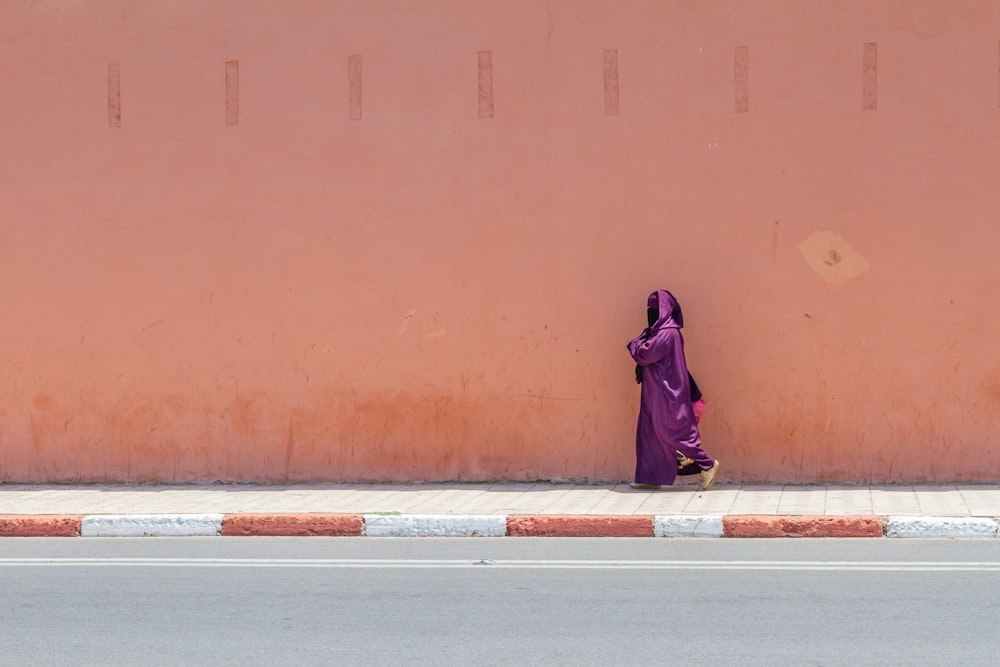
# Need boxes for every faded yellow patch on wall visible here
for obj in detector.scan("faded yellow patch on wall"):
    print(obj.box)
[798,231,870,287]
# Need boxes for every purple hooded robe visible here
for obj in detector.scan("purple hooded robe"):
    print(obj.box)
[627,290,715,486]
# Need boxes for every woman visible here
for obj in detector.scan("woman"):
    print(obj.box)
[627,289,720,490]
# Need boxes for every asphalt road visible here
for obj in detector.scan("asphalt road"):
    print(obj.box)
[1,538,998,666]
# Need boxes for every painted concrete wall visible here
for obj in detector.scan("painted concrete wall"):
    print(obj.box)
[2,0,999,483]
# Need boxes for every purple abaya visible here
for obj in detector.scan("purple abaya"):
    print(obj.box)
[627,290,715,486]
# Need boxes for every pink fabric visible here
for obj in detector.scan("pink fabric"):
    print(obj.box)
[692,398,706,424]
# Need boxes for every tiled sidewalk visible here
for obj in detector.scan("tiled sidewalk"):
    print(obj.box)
[1,482,997,517]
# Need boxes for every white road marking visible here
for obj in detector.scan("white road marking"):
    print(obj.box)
[0,558,998,571]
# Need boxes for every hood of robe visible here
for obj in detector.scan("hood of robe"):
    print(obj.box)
[646,290,684,330]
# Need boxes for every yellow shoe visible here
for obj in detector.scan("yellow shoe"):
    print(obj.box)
[700,460,720,490]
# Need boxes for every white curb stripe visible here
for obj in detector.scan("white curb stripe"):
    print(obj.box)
[81,514,225,537]
[654,515,724,538]
[363,514,507,537]
[885,516,999,539]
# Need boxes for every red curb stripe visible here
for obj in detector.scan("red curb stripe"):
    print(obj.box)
[723,515,885,538]
[506,515,654,537]
[0,515,82,537]
[221,514,364,537]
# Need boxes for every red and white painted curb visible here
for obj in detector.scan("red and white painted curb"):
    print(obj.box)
[81,514,226,537]
[885,516,1000,539]
[1,514,999,538]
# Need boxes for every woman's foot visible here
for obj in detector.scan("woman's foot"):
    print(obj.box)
[629,482,661,490]
[700,460,720,490]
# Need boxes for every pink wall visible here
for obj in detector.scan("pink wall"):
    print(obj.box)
[2,0,999,483]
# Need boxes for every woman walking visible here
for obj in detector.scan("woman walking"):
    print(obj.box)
[628,289,720,490]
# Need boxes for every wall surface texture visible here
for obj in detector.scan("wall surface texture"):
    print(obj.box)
[2,0,999,483]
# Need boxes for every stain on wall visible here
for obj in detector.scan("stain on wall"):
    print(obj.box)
[225,60,239,125]
[107,63,121,128]
[1,0,999,483]
[604,49,619,115]
[348,54,363,121]
[863,42,878,110]
[478,51,493,118]
[734,46,749,113]
[798,231,870,287]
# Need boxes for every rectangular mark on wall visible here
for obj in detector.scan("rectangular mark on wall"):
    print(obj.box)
[225,60,239,125]
[107,63,121,128]
[604,49,619,115]
[734,46,749,113]
[478,51,494,118]
[863,42,877,110]
[348,55,363,120]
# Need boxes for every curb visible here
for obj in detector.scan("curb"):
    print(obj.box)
[0,514,997,538]
[508,515,654,537]
[222,513,364,537]
[363,514,507,537]
[723,515,884,538]
[0,515,83,537]
[81,514,225,537]
[886,516,1000,539]
[655,515,724,538]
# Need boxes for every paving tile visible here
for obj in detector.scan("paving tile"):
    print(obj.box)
[536,487,612,515]
[197,494,267,512]
[328,489,422,514]
[281,490,367,513]
[404,489,491,513]
[682,487,738,514]
[870,487,921,515]
[325,488,409,508]
[451,492,529,514]
[494,499,576,513]
[634,489,701,514]
[824,487,874,515]
[777,487,828,515]
[956,486,1000,517]
[227,492,337,513]
[728,486,783,515]
[913,486,971,516]
[451,483,557,513]
[585,491,653,515]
